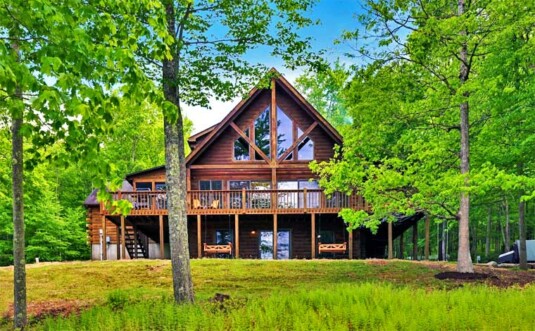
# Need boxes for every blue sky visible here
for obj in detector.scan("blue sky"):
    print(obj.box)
[184,0,364,133]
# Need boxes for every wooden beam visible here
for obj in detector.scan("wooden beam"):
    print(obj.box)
[120,216,126,259]
[101,216,107,260]
[424,215,430,260]
[273,214,278,260]
[271,167,277,211]
[348,228,353,260]
[186,168,191,191]
[159,215,165,259]
[190,163,312,169]
[387,222,393,260]
[271,78,277,165]
[235,214,240,258]
[412,222,418,260]
[311,213,316,258]
[277,122,318,162]
[197,215,202,258]
[229,122,270,163]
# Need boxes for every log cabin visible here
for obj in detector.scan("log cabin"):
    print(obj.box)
[84,69,423,260]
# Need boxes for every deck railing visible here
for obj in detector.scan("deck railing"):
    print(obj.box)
[101,189,369,215]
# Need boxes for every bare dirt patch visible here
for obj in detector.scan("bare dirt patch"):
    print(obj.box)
[2,299,91,323]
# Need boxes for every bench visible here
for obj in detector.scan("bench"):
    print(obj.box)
[318,242,347,254]
[203,242,233,256]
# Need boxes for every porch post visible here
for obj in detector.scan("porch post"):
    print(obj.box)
[348,229,354,259]
[101,216,107,260]
[235,214,240,258]
[116,225,120,260]
[424,215,430,260]
[311,213,316,259]
[197,215,202,258]
[159,215,165,259]
[120,216,126,259]
[273,214,278,260]
[387,221,393,259]
[412,222,418,260]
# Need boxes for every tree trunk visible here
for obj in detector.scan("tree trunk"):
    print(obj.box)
[504,197,510,250]
[424,215,430,260]
[398,232,404,259]
[11,40,27,330]
[519,198,528,270]
[518,163,528,270]
[485,206,491,258]
[456,0,474,273]
[412,222,418,260]
[163,1,194,303]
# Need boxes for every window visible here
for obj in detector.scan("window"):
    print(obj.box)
[199,180,222,208]
[216,230,233,245]
[250,181,271,209]
[318,231,335,244]
[277,180,318,208]
[234,128,250,161]
[229,180,250,190]
[277,106,293,158]
[200,180,222,190]
[255,106,271,160]
[155,182,166,191]
[135,182,152,191]
[298,136,314,160]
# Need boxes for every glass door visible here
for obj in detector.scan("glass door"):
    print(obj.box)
[259,230,291,259]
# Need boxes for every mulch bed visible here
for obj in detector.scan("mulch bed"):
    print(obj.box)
[434,267,535,288]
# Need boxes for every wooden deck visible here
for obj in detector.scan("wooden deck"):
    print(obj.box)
[100,189,369,216]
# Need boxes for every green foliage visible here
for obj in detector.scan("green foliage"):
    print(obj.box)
[40,282,535,330]
[312,0,535,244]
[296,60,351,130]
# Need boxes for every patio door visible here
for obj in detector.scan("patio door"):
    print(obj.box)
[259,230,291,259]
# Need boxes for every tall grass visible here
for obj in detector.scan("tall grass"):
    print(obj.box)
[40,283,535,331]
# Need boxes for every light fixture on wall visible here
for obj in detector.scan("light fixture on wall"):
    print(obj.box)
[250,230,256,236]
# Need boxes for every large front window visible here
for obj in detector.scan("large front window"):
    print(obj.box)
[277,180,319,208]
[254,106,271,160]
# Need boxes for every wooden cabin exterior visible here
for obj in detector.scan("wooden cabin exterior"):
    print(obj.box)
[84,70,420,260]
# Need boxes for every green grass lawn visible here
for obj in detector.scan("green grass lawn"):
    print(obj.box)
[1,259,534,330]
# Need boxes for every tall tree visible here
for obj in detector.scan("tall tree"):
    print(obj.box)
[1,2,166,327]
[153,0,321,303]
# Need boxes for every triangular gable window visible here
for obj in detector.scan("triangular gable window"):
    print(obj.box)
[233,105,314,161]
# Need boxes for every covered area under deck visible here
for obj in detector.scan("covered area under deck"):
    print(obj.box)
[98,212,424,260]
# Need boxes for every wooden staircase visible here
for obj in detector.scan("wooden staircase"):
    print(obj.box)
[124,225,149,259]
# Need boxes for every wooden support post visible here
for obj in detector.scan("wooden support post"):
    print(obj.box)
[424,215,430,260]
[348,229,354,260]
[159,215,165,259]
[412,222,418,260]
[235,214,240,258]
[101,216,107,260]
[242,187,246,212]
[120,216,126,259]
[197,215,202,258]
[273,214,278,260]
[387,221,393,259]
[116,225,120,260]
[311,213,316,258]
